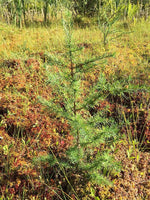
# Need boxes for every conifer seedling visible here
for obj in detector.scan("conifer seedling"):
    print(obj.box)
[38,10,121,194]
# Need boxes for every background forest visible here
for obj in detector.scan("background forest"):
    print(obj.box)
[0,0,150,199]
[0,0,150,26]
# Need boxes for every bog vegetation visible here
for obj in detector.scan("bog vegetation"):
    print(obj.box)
[0,0,150,199]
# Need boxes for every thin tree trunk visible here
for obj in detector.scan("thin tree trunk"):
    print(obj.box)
[44,1,49,24]
[21,0,26,26]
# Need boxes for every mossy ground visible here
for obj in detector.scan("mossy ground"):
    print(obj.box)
[0,19,150,199]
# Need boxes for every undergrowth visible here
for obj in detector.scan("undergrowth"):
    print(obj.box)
[0,17,149,199]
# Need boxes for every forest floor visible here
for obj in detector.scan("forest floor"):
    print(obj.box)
[0,20,150,199]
